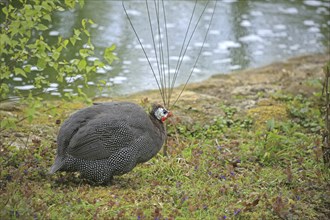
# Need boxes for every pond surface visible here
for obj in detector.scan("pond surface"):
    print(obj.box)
[11,0,330,99]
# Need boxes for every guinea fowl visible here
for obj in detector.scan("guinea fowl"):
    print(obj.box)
[50,102,171,184]
[50,1,216,184]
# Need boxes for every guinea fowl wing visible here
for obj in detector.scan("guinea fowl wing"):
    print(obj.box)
[56,106,102,156]
[67,116,136,160]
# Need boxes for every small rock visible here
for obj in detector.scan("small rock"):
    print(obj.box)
[0,102,22,112]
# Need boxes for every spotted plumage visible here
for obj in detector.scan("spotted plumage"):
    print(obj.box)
[49,102,171,184]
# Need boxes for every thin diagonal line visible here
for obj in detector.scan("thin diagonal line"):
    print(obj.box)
[172,0,216,108]
[169,0,198,103]
[122,1,164,101]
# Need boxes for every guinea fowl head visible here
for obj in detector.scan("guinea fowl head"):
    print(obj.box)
[150,104,172,122]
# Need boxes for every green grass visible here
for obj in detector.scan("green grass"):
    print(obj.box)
[1,91,329,219]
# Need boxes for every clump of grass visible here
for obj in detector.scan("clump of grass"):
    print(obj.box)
[1,91,329,219]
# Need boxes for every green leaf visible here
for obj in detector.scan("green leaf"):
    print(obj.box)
[52,62,59,70]
[70,36,77,46]
[43,14,52,22]
[0,83,10,99]
[70,59,80,66]
[74,29,81,37]
[266,118,275,131]
[1,117,17,130]
[23,65,32,73]
[88,19,94,25]
[36,24,48,31]
[56,71,64,82]
[70,29,81,46]
[79,0,85,8]
[94,59,104,68]
[86,65,94,73]
[2,6,9,17]
[34,76,48,88]
[37,57,47,70]
[41,1,52,11]
[82,19,86,29]
[0,66,10,80]
[78,59,87,71]
[98,79,106,85]
[0,34,10,48]
[97,80,106,91]
[56,6,65,11]
[14,68,27,77]
[79,49,90,58]
[65,0,76,9]
[108,44,116,51]
[104,44,117,64]
[26,106,36,123]
[56,45,63,53]
[62,39,69,48]
[53,50,60,61]
[83,29,90,37]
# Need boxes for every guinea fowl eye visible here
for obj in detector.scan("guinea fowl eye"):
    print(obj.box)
[163,109,168,114]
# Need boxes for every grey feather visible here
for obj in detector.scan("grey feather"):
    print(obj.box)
[49,101,168,184]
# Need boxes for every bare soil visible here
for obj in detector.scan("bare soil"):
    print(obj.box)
[107,53,329,124]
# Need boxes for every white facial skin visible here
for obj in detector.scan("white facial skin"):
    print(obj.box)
[154,107,170,122]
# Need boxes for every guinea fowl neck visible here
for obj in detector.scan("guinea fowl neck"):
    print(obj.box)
[149,112,165,130]
[149,111,166,149]
[149,104,167,142]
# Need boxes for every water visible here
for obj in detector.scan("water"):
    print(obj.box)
[9,0,330,99]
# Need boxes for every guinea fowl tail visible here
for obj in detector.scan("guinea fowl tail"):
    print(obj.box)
[49,156,65,174]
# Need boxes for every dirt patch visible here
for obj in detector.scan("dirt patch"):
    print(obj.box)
[187,53,327,104]
[103,53,329,124]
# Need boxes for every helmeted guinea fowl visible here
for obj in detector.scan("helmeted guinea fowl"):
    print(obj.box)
[49,102,171,184]
[50,1,216,184]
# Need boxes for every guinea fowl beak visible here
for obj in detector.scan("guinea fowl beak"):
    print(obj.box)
[162,111,173,122]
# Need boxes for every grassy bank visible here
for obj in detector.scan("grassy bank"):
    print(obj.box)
[1,54,329,219]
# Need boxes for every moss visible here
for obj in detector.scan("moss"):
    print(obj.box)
[247,102,288,130]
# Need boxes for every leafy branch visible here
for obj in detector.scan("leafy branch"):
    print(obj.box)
[0,0,117,131]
